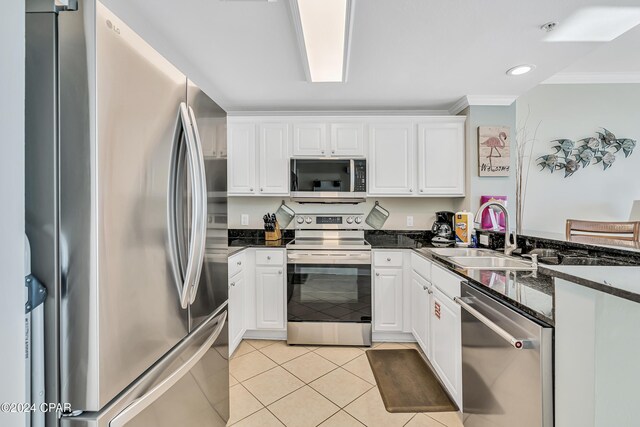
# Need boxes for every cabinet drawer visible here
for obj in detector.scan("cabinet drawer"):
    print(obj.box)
[432,264,461,299]
[373,251,403,267]
[411,252,431,281]
[255,249,284,266]
[229,252,245,277]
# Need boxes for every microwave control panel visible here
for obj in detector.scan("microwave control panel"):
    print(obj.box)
[353,160,367,192]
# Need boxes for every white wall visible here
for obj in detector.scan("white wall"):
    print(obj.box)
[517,84,640,235]
[0,1,26,426]
[455,104,517,221]
[229,197,459,230]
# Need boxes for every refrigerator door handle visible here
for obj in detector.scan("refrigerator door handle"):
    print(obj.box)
[186,105,208,304]
[168,102,206,309]
[109,310,227,427]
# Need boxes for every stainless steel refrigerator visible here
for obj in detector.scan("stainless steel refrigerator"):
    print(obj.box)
[25,1,229,425]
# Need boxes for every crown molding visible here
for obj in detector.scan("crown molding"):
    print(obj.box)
[542,72,640,84]
[448,95,517,115]
[227,109,453,117]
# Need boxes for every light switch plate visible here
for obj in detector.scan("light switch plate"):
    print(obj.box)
[241,214,249,226]
[406,216,414,227]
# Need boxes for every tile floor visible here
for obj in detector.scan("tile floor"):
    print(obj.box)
[228,340,464,427]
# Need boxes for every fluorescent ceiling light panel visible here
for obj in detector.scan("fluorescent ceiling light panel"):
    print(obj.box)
[545,7,640,42]
[296,0,348,82]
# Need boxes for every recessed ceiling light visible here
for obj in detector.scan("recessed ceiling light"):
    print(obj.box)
[545,7,640,42]
[293,0,352,82]
[506,65,535,76]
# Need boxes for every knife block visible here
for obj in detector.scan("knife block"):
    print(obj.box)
[265,222,282,242]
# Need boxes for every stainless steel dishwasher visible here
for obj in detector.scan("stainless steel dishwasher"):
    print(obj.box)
[456,282,553,427]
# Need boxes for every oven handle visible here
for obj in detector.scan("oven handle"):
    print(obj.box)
[454,296,530,350]
[287,252,371,264]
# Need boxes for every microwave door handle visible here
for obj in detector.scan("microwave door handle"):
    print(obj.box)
[350,159,355,192]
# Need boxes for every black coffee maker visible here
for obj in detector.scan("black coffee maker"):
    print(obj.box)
[431,211,455,244]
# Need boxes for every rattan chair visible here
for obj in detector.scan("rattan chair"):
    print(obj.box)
[565,219,640,242]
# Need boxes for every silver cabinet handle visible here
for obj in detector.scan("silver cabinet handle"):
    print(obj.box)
[428,289,433,294]
[375,272,380,276]
[420,189,424,193]
[422,285,428,291]
[230,282,236,287]
[321,150,325,154]
[260,188,264,192]
[387,257,391,261]
[409,188,413,193]
[250,187,254,191]
[278,270,283,275]
[267,256,271,260]
[455,297,529,350]
[110,311,226,427]
[237,261,242,266]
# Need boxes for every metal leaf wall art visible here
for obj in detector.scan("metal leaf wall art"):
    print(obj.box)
[537,128,636,178]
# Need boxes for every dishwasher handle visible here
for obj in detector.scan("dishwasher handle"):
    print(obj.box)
[454,296,529,350]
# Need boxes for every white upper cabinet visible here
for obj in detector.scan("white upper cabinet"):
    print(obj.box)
[417,119,465,196]
[292,123,326,156]
[368,123,415,195]
[330,123,365,156]
[258,123,289,195]
[228,123,256,194]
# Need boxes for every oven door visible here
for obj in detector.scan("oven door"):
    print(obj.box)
[286,251,372,324]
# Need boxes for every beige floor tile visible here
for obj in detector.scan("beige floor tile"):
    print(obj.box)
[345,388,414,427]
[268,386,339,427]
[229,373,239,387]
[260,341,311,364]
[227,384,264,425]
[230,351,277,382]
[405,414,444,427]
[231,408,284,427]
[401,342,421,350]
[232,341,257,359]
[242,366,304,406]
[281,352,338,383]
[372,343,411,350]
[318,410,364,427]
[314,346,364,366]
[309,368,374,407]
[244,339,279,349]
[342,354,377,385]
[426,411,464,427]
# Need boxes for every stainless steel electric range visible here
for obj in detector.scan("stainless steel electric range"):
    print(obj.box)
[286,214,372,346]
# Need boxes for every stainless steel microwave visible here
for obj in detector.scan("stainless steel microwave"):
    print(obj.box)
[290,158,367,203]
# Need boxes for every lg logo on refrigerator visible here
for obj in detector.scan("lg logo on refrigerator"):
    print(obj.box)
[106,20,121,35]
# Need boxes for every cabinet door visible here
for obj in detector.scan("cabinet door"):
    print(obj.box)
[255,266,285,330]
[330,123,364,156]
[293,123,326,156]
[430,287,462,407]
[228,123,256,194]
[417,122,465,196]
[215,119,227,158]
[411,272,430,357]
[373,268,403,332]
[228,272,244,355]
[258,123,289,195]
[368,123,415,195]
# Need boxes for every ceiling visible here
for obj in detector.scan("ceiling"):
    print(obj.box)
[101,0,640,112]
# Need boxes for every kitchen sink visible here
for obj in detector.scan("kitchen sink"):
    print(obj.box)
[428,248,496,257]
[447,256,536,271]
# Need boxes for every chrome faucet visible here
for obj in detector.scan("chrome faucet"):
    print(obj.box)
[474,201,518,256]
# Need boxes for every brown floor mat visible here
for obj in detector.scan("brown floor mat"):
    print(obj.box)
[366,349,458,413]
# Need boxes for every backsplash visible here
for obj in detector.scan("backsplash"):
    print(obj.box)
[228,196,460,230]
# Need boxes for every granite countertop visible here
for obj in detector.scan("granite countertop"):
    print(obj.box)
[540,265,640,304]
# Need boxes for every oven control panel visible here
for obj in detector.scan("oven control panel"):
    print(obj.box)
[294,214,364,229]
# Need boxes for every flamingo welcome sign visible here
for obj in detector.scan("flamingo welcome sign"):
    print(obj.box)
[478,126,511,177]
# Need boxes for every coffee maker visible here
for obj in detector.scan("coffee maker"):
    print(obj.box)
[431,211,455,244]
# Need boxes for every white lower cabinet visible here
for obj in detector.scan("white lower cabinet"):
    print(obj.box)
[255,265,286,330]
[411,271,431,358]
[430,285,463,408]
[373,267,404,332]
[228,272,245,354]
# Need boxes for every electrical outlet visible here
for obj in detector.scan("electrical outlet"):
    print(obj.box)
[406,216,414,227]
[241,214,249,226]
[479,234,489,246]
